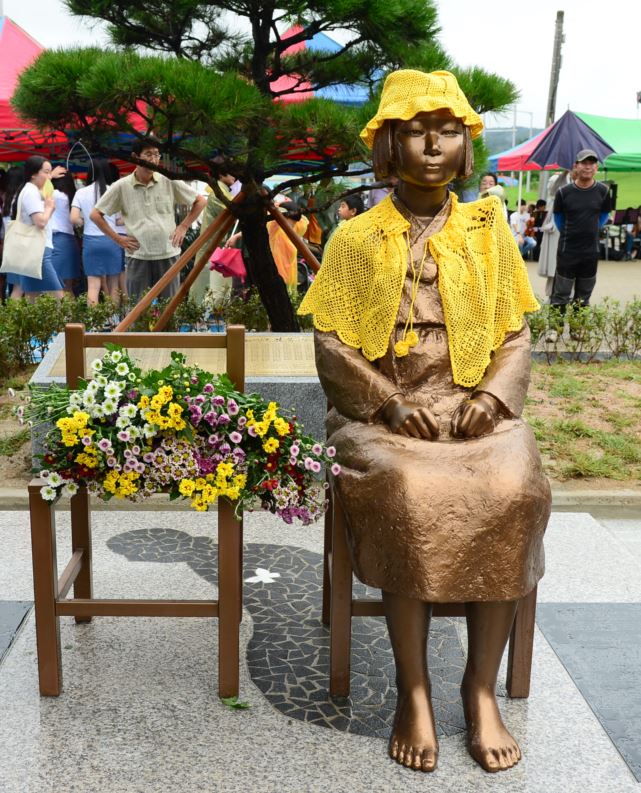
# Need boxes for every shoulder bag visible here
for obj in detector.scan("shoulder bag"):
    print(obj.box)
[0,189,46,279]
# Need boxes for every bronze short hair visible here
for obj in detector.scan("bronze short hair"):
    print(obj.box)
[372,120,474,181]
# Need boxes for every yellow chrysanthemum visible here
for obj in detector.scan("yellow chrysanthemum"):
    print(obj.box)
[179,479,196,497]
[263,437,279,453]
[273,418,290,436]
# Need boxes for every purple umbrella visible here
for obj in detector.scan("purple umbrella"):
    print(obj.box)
[526,110,615,169]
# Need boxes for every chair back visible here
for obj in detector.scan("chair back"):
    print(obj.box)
[63,324,245,393]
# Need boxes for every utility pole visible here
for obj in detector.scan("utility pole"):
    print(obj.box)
[540,10,565,198]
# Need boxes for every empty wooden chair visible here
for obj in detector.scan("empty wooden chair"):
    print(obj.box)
[29,323,245,698]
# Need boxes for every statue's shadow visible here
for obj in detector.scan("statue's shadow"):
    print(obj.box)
[108,527,466,738]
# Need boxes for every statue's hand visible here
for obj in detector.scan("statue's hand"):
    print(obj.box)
[451,392,501,438]
[382,395,439,440]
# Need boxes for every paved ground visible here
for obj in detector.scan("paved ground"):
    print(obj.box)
[0,504,640,792]
[527,258,641,304]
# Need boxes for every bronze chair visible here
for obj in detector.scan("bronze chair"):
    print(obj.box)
[29,323,245,698]
[322,485,537,698]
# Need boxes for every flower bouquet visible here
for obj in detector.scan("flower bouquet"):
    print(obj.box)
[21,345,339,524]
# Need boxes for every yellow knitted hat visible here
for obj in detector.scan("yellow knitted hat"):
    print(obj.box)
[360,69,484,149]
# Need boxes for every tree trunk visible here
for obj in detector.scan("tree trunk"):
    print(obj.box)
[239,197,299,332]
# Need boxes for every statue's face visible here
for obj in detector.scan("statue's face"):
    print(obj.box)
[393,109,465,188]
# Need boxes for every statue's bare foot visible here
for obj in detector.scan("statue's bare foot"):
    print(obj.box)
[461,675,521,772]
[389,685,439,772]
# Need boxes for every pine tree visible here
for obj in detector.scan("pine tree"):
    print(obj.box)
[12,2,517,330]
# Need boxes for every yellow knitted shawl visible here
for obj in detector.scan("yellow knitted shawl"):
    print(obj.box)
[298,193,540,388]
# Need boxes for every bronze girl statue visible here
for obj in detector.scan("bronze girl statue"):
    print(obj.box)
[299,69,550,773]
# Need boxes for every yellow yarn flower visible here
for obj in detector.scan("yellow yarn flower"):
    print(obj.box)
[405,330,419,347]
[394,340,410,357]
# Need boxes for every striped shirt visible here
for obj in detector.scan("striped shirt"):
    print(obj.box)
[94,171,197,260]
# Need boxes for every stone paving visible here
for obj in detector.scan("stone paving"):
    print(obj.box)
[0,505,640,792]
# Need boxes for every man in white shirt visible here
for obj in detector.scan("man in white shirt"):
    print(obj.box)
[509,200,536,259]
[89,138,206,300]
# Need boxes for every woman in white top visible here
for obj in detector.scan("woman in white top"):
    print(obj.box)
[5,156,64,300]
[0,166,25,300]
[50,171,81,296]
[70,158,123,305]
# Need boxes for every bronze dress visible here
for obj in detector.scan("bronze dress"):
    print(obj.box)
[315,197,551,602]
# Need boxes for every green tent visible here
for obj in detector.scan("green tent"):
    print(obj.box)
[577,112,641,171]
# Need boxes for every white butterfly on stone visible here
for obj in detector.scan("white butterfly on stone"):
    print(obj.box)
[244,568,281,584]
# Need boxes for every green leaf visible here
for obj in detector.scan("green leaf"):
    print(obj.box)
[220,696,251,710]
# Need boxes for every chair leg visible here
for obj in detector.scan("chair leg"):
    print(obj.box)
[218,498,241,699]
[70,486,93,623]
[29,488,62,696]
[321,485,333,626]
[329,495,352,698]
[506,586,537,698]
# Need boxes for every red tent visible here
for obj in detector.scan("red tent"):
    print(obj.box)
[488,125,561,172]
[0,15,68,161]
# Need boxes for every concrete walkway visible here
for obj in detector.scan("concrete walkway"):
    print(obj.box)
[527,258,641,303]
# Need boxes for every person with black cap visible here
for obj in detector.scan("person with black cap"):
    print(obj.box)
[549,148,611,317]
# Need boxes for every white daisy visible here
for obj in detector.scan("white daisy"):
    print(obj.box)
[83,393,96,407]
[96,375,108,387]
[47,472,63,487]
[110,351,122,363]
[104,382,122,399]
[115,415,130,429]
[62,482,79,497]
[102,399,118,414]
[119,404,137,419]
[40,486,57,501]
[92,405,105,419]
[91,359,103,373]
[115,363,129,376]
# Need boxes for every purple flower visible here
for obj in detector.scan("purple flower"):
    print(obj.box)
[207,434,220,447]
[143,452,154,463]
[124,449,132,458]
[203,411,217,426]
[194,395,206,405]
[247,425,257,437]
[237,416,247,428]
[227,399,239,415]
[217,413,230,425]
[107,456,117,468]
[289,457,297,466]
[232,448,246,462]
[229,431,242,444]
[331,463,342,476]
[191,375,198,384]
[311,461,322,474]
[117,430,130,442]
[203,383,214,394]
[135,462,145,474]
[312,443,323,455]
[212,395,225,406]
[326,446,336,458]
[219,443,231,455]
[98,438,111,452]
[132,445,141,455]
[304,457,313,470]
[81,436,92,446]
[290,445,300,457]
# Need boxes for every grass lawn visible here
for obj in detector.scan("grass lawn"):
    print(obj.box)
[0,360,639,489]
[525,359,641,485]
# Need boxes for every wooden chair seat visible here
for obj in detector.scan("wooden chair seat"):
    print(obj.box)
[321,485,537,698]
[30,323,245,698]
